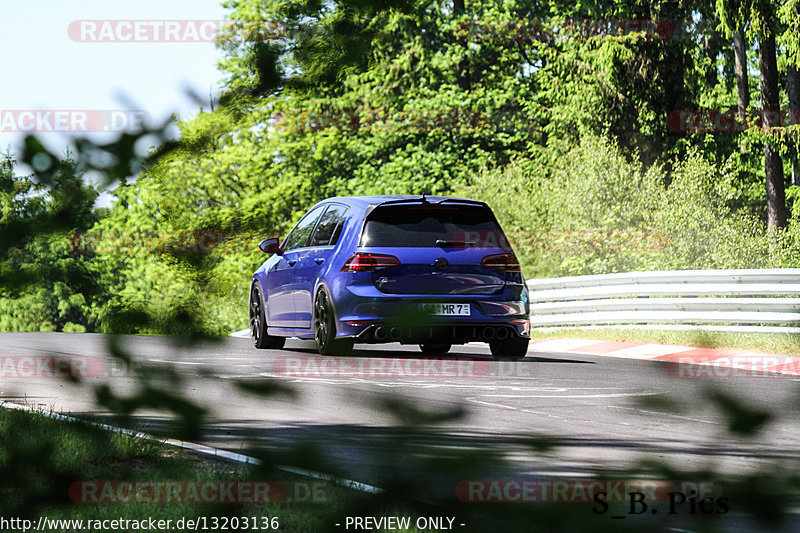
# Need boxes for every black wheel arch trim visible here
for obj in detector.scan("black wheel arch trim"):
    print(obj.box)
[251,279,269,323]
[314,282,343,338]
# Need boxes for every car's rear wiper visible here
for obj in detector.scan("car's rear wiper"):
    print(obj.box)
[435,239,477,248]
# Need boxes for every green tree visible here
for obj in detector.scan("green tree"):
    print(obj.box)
[718,0,789,229]
[0,154,99,332]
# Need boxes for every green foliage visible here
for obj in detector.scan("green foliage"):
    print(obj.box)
[0,157,100,332]
[2,0,799,327]
[6,3,800,530]
[779,0,800,67]
[464,135,800,277]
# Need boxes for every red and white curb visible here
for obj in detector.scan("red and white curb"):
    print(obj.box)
[529,338,800,378]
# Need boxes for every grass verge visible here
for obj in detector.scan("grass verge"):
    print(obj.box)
[529,328,800,356]
[0,406,359,532]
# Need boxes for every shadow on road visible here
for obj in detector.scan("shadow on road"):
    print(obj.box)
[280,342,595,365]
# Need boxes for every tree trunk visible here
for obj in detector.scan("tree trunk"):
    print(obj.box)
[759,30,787,229]
[453,0,470,91]
[702,28,720,88]
[788,64,800,186]
[661,2,685,112]
[733,30,749,151]
[733,30,749,118]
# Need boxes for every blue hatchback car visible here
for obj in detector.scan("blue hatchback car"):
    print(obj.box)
[249,195,530,359]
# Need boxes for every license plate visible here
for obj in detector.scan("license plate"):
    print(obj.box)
[420,303,471,316]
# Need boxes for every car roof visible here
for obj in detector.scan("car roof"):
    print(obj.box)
[318,195,485,209]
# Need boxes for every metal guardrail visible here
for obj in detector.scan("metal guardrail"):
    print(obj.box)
[526,269,800,327]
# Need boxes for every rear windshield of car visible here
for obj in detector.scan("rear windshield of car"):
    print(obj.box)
[360,204,511,248]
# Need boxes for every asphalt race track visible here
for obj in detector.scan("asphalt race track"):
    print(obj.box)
[2,332,799,530]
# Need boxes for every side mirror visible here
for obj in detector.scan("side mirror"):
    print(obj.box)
[258,238,282,255]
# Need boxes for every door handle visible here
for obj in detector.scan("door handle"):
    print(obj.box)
[288,260,297,266]
[314,258,325,265]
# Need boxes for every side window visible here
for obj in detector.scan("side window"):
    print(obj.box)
[309,204,349,247]
[282,206,325,252]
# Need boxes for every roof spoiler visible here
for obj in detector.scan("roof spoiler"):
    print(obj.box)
[362,196,489,220]
[373,196,488,208]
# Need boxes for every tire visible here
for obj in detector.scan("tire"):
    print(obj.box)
[489,337,529,361]
[419,343,451,355]
[314,288,353,356]
[250,287,285,350]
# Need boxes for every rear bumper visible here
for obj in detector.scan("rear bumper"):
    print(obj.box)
[351,321,530,344]
[329,279,529,343]
[337,283,527,317]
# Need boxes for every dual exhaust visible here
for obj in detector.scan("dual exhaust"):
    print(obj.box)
[373,326,404,341]
[359,324,517,343]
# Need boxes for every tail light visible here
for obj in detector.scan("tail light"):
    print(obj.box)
[341,253,401,272]
[481,253,521,272]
